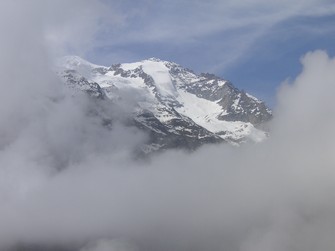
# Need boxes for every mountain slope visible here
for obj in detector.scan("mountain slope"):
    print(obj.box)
[56,56,272,152]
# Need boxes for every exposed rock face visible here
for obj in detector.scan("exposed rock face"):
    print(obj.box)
[56,56,272,153]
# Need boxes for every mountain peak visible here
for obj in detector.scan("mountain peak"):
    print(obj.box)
[59,55,101,68]
[57,56,272,151]
[146,57,164,62]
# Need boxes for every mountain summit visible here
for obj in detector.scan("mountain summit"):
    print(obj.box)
[57,56,272,153]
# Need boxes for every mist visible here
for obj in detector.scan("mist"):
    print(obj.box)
[1,1,335,251]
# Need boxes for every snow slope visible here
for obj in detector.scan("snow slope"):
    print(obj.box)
[57,56,272,147]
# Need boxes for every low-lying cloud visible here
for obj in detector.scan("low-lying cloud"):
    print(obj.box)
[1,1,335,251]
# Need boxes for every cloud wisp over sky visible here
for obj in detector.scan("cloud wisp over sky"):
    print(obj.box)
[16,0,334,105]
[1,1,335,251]
[79,0,335,106]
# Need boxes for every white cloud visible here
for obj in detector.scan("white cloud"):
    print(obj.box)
[1,1,335,250]
[1,46,335,250]
[94,0,335,71]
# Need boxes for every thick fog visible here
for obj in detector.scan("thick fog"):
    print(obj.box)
[1,1,335,251]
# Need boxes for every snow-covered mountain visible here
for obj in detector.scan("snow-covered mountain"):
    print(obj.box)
[56,56,272,152]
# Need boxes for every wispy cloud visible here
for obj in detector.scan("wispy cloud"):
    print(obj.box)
[90,0,335,73]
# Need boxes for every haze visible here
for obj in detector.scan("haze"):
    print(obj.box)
[0,1,335,251]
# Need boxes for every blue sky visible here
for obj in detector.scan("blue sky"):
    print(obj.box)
[80,0,335,107]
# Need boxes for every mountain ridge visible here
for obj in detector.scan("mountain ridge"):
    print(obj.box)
[56,56,272,153]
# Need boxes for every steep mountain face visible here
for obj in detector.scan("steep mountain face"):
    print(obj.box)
[56,56,272,152]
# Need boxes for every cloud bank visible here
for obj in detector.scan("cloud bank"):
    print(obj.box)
[1,1,335,251]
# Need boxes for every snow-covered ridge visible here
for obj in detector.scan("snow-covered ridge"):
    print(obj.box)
[57,56,272,149]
